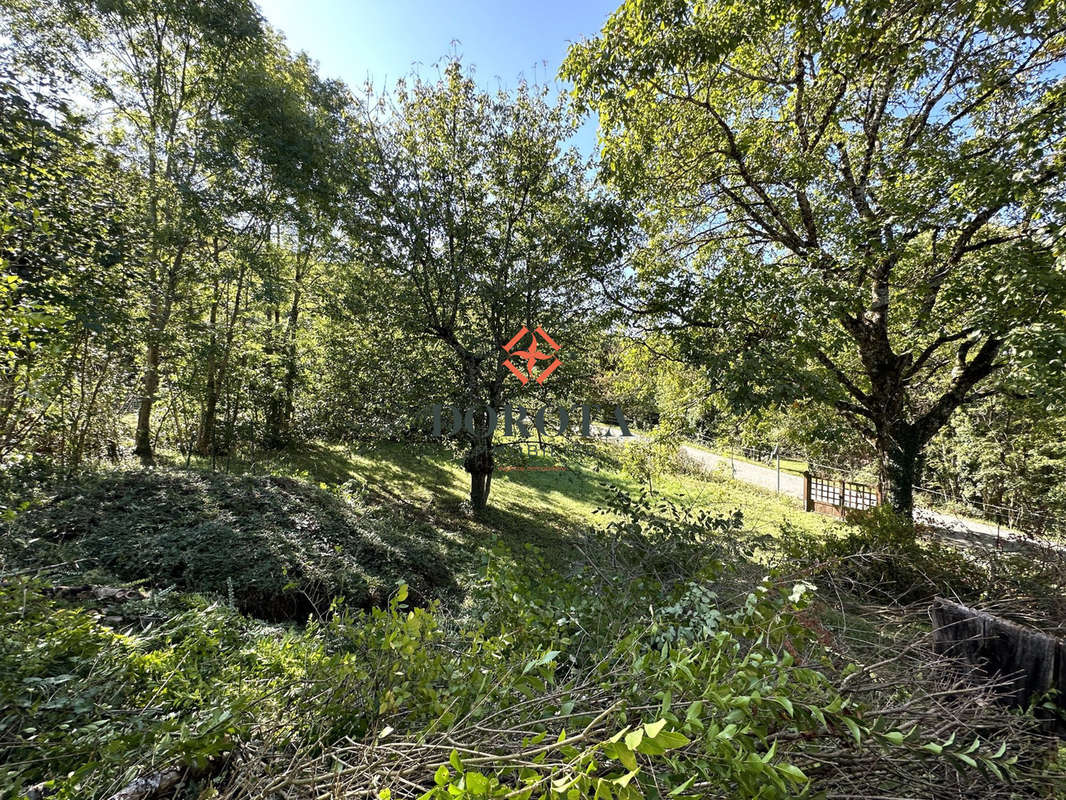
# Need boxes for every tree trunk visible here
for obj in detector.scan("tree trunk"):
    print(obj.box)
[133,337,160,466]
[198,258,246,458]
[469,470,490,510]
[263,306,285,449]
[133,247,184,466]
[864,336,1001,521]
[280,278,301,439]
[264,244,307,450]
[195,369,219,456]
[876,422,923,519]
[195,281,221,456]
[464,440,494,511]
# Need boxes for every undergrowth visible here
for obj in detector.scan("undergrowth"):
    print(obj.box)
[781,506,1066,627]
[2,489,1062,799]
[1,468,459,619]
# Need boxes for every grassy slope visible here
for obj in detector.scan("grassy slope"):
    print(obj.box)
[233,438,846,599]
[218,437,840,547]
[4,438,842,620]
[9,442,1060,798]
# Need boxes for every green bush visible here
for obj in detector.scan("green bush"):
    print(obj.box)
[780,506,1066,626]
[0,580,277,798]
[780,505,987,602]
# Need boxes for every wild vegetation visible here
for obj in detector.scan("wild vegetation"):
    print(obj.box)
[4,446,1066,798]
[1,0,1066,797]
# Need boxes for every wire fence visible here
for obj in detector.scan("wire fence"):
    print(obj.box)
[691,436,1066,540]
[912,484,1066,539]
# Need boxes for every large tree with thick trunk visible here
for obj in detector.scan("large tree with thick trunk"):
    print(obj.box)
[564,0,1066,518]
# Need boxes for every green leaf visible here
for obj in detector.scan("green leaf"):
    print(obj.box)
[716,724,738,741]
[603,741,638,771]
[777,763,807,784]
[643,719,667,738]
[882,730,905,745]
[761,740,778,763]
[685,701,704,722]
[523,649,561,674]
[954,753,978,768]
[652,730,691,750]
[464,771,489,795]
[668,776,696,795]
[624,729,643,750]
[843,717,862,745]
[771,697,794,717]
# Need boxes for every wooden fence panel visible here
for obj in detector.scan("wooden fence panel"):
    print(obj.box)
[803,472,881,517]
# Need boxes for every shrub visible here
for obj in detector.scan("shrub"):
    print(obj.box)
[780,505,987,603]
[0,580,272,798]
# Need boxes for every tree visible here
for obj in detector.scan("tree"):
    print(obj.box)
[359,61,626,510]
[0,54,138,467]
[600,333,714,431]
[0,0,380,467]
[924,393,1066,536]
[564,0,1066,518]
[51,0,268,464]
[241,53,356,451]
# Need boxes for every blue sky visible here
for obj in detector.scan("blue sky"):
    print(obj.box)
[255,0,619,156]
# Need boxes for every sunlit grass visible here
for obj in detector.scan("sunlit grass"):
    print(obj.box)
[147,433,844,580]
[683,439,809,475]
[218,438,839,540]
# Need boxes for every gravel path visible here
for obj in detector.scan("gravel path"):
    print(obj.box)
[679,445,804,497]
[592,427,1055,553]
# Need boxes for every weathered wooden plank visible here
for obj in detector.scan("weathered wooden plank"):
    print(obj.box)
[931,597,1066,733]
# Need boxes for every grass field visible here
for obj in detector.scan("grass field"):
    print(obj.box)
[189,435,842,554]
[209,437,840,539]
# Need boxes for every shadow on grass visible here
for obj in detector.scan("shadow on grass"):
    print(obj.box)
[8,438,739,621]
[227,438,645,572]
[5,466,462,621]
